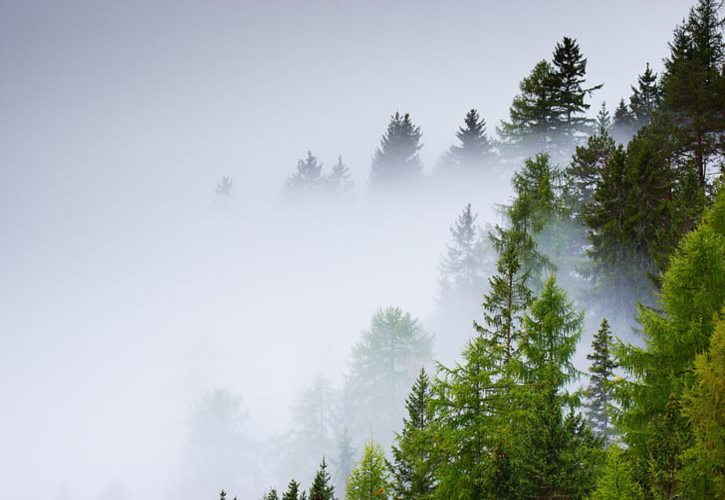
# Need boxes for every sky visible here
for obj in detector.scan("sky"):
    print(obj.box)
[0,1,696,499]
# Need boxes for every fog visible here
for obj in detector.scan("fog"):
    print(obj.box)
[0,1,691,498]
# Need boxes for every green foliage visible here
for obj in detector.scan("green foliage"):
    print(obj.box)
[389,369,435,499]
[566,130,617,222]
[590,445,644,500]
[584,319,618,445]
[343,307,432,449]
[283,480,303,500]
[309,459,336,500]
[345,441,389,500]
[369,112,423,189]
[629,62,661,129]
[263,489,280,500]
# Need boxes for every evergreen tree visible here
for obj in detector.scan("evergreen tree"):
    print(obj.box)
[679,315,725,497]
[611,98,636,144]
[499,60,559,155]
[285,151,324,195]
[566,129,617,221]
[590,445,644,500]
[263,490,280,500]
[584,319,617,445]
[326,155,354,194]
[595,101,612,135]
[342,307,432,449]
[216,176,233,197]
[629,62,661,129]
[446,109,494,171]
[438,203,487,299]
[389,368,435,499]
[551,36,601,142]
[660,0,724,190]
[616,187,725,496]
[309,459,336,500]
[333,429,355,495]
[345,441,389,500]
[369,112,423,189]
[283,480,303,500]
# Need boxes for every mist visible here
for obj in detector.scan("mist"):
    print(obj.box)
[0,1,695,499]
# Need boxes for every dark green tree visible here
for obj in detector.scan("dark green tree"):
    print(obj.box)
[629,62,661,129]
[369,112,423,189]
[263,489,280,500]
[611,98,636,144]
[446,109,495,171]
[309,459,336,500]
[282,480,303,500]
[389,368,435,499]
[566,129,617,221]
[584,319,618,445]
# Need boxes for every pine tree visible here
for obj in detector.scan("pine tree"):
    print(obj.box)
[551,36,601,143]
[584,319,617,445]
[263,489,280,500]
[611,98,636,144]
[596,101,612,135]
[446,109,494,172]
[342,307,432,449]
[438,203,486,299]
[333,428,355,495]
[283,480,303,500]
[389,368,435,499]
[369,112,423,189]
[309,459,336,500]
[285,151,324,195]
[499,60,559,155]
[629,62,661,129]
[616,187,725,496]
[566,129,616,221]
[590,445,644,500]
[216,176,233,197]
[326,155,354,194]
[679,315,725,497]
[345,441,389,500]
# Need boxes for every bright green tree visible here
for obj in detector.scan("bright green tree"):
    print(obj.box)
[345,441,389,500]
[590,445,644,500]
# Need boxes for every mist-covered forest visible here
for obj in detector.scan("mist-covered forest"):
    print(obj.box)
[1,0,724,499]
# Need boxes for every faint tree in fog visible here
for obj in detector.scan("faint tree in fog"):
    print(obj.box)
[610,98,636,144]
[438,203,487,300]
[333,427,356,494]
[325,155,354,195]
[285,151,324,195]
[444,109,495,174]
[595,102,612,136]
[185,389,251,497]
[369,112,423,190]
[342,307,432,450]
[216,176,233,197]
[288,376,339,478]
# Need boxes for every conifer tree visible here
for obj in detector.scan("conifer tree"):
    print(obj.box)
[283,480,303,500]
[438,203,486,299]
[629,62,661,129]
[263,489,280,500]
[342,307,432,449]
[333,429,355,495]
[285,151,324,195]
[369,112,423,189]
[590,445,644,500]
[584,319,617,445]
[216,176,233,197]
[326,155,354,194]
[565,129,616,221]
[551,36,601,142]
[595,101,612,135]
[345,441,389,500]
[679,316,725,497]
[389,368,435,500]
[446,109,494,171]
[309,459,336,500]
[611,98,636,144]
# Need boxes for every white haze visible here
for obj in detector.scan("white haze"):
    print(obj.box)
[0,1,691,498]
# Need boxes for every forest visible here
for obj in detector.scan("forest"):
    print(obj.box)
[218,1,724,498]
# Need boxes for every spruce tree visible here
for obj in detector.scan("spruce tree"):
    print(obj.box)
[389,368,435,499]
[595,101,612,135]
[326,155,354,194]
[285,151,324,195]
[309,459,336,500]
[369,112,423,189]
[611,98,636,144]
[263,490,280,500]
[446,108,494,171]
[345,441,389,500]
[584,319,617,445]
[629,62,661,129]
[565,130,616,221]
[590,445,644,500]
[283,480,303,500]
[438,203,486,299]
[551,36,601,143]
